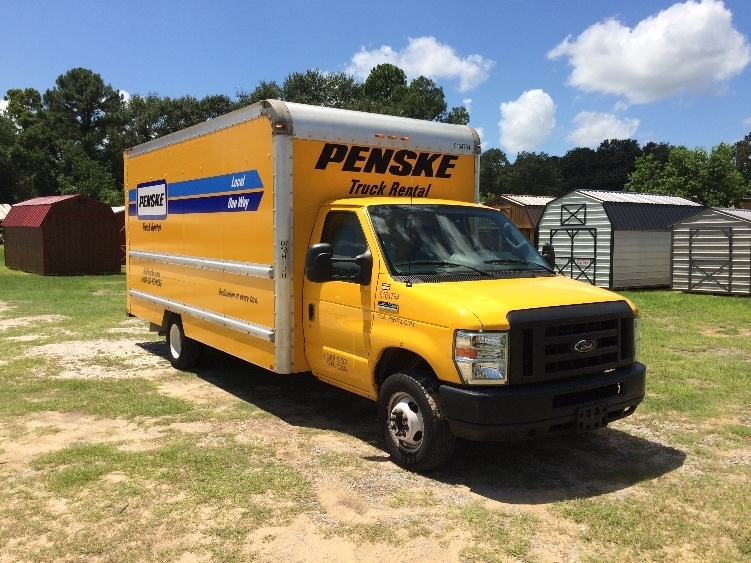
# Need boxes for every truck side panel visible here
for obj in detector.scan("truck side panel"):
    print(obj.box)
[125,113,283,371]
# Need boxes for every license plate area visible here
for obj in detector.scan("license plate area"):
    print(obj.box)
[577,403,608,433]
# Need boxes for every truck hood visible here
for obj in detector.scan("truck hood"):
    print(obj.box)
[402,275,633,330]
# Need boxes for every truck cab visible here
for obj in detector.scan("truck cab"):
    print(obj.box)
[303,198,645,471]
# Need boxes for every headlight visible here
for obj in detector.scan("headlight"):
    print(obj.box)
[633,315,641,361]
[454,330,508,385]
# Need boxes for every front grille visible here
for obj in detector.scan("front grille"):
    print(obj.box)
[508,301,634,385]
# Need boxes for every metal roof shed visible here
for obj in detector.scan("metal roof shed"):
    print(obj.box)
[537,190,703,289]
[671,208,751,295]
[485,194,554,247]
[3,195,120,275]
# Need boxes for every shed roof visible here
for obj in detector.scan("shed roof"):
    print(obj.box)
[2,195,80,228]
[714,208,751,222]
[492,194,555,228]
[578,190,701,206]
[603,203,705,231]
[499,194,556,207]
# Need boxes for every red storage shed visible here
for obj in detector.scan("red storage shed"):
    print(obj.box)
[3,195,121,275]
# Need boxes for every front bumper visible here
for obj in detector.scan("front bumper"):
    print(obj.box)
[440,362,646,441]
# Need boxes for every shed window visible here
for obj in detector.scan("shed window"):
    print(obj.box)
[561,204,586,225]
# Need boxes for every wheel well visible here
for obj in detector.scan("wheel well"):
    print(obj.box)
[150,311,176,336]
[375,348,434,392]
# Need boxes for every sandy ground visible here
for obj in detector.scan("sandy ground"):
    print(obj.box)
[0,302,707,562]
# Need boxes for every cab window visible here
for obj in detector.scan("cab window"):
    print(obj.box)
[320,211,368,280]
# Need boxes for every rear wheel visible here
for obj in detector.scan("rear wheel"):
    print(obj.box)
[166,315,202,369]
[378,370,455,472]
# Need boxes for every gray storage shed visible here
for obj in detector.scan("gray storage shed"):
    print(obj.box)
[538,190,703,289]
[671,208,751,295]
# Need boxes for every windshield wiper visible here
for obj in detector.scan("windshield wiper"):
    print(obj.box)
[406,260,495,277]
[483,258,528,264]
[483,258,553,273]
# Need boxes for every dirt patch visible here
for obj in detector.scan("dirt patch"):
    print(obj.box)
[0,314,68,331]
[25,338,171,379]
[246,513,468,563]
[0,411,166,474]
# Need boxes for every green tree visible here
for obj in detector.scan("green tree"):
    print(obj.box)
[442,106,470,125]
[4,87,44,129]
[733,133,751,192]
[281,69,362,109]
[398,76,447,121]
[705,142,747,207]
[43,68,125,157]
[505,152,563,196]
[479,148,510,200]
[642,141,672,166]
[57,142,120,206]
[624,154,666,194]
[236,80,283,106]
[560,147,597,191]
[626,143,745,206]
[594,139,642,191]
[363,64,408,102]
[0,112,19,202]
[2,87,59,200]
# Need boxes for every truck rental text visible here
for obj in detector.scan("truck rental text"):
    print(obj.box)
[124,100,646,471]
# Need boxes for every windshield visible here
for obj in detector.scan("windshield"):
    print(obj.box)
[367,204,553,280]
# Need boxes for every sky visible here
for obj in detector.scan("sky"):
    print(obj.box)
[1,0,750,159]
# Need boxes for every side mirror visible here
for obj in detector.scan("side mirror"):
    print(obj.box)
[305,243,333,283]
[541,243,556,270]
[353,249,373,285]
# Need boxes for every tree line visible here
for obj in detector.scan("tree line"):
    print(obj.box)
[481,137,751,207]
[2,66,750,208]
[0,65,467,206]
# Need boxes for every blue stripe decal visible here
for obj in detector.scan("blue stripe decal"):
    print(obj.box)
[169,191,263,214]
[170,170,263,198]
[127,169,264,215]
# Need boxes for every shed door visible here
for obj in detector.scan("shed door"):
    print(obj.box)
[688,227,733,293]
[550,228,597,285]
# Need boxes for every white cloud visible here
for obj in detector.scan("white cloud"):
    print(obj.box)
[499,90,556,154]
[547,0,751,103]
[567,111,640,147]
[0,99,8,114]
[119,90,131,104]
[743,117,751,129]
[474,126,485,146]
[347,37,495,92]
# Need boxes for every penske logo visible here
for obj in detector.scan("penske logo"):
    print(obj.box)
[137,180,167,220]
[315,143,458,178]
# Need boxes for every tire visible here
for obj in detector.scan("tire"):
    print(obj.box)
[378,370,455,472]
[166,315,202,370]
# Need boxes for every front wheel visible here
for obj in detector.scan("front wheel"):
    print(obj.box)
[378,371,455,472]
[166,315,202,370]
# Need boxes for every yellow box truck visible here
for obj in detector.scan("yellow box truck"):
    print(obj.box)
[125,100,645,471]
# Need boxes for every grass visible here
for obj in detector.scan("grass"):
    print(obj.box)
[1,245,751,561]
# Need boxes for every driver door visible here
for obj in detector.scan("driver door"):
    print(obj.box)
[303,209,374,396]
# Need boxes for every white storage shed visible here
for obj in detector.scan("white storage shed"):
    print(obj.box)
[671,208,751,295]
[538,190,703,289]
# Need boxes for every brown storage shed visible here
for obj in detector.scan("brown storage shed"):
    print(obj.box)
[485,194,554,247]
[3,195,121,275]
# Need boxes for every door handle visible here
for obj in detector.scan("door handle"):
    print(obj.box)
[308,303,315,321]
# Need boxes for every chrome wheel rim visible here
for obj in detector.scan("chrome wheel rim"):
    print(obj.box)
[387,391,424,452]
[169,323,182,359]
